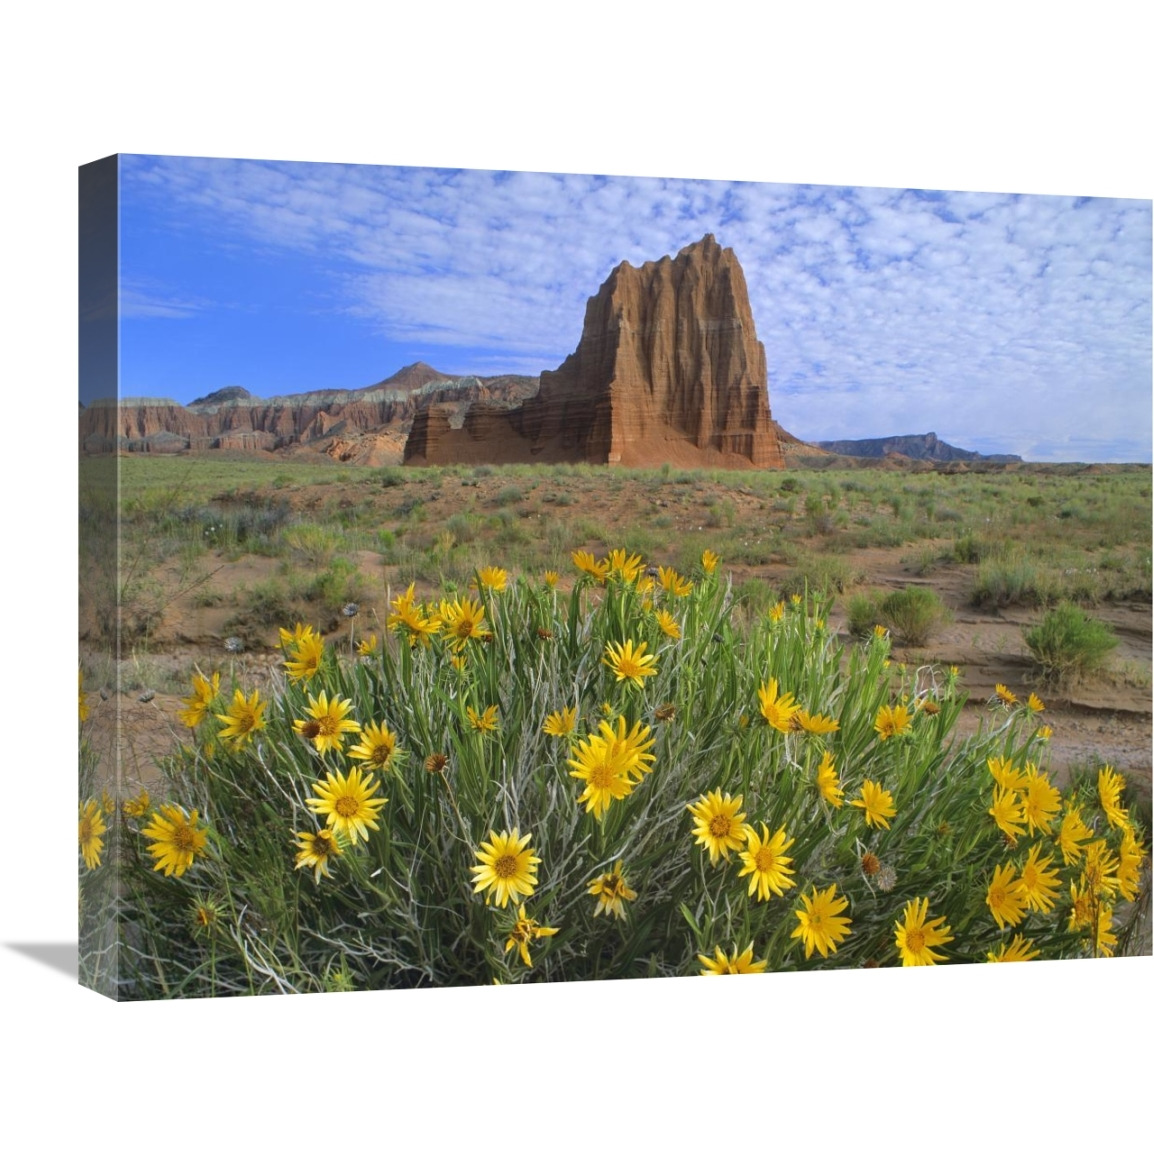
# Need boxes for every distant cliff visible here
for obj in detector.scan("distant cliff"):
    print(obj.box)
[816,432,1022,463]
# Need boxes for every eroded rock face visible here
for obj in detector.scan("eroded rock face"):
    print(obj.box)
[404,234,784,469]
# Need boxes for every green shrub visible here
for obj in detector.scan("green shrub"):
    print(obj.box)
[1023,603,1119,686]
[845,591,883,638]
[878,586,953,645]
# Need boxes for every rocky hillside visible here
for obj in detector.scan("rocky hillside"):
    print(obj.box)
[405,234,786,469]
[816,432,1022,463]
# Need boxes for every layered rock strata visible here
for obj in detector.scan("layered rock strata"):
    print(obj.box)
[404,234,784,469]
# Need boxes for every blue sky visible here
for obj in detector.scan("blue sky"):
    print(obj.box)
[118,155,1152,462]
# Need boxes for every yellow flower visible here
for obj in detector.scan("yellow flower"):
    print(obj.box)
[284,633,325,682]
[603,639,659,689]
[438,596,492,650]
[279,622,318,649]
[994,683,1018,707]
[470,828,540,908]
[78,670,90,722]
[121,788,151,819]
[1097,765,1129,830]
[293,828,343,883]
[757,678,800,733]
[306,766,387,845]
[1026,692,1045,712]
[656,566,693,597]
[357,633,380,657]
[568,728,639,819]
[79,799,106,870]
[654,609,682,640]
[542,706,578,737]
[1057,802,1093,865]
[1117,825,1147,903]
[987,935,1040,963]
[1021,766,1061,835]
[543,570,559,588]
[794,709,840,737]
[387,583,440,646]
[815,750,844,807]
[1036,725,1053,741]
[503,905,558,968]
[1018,843,1061,914]
[987,756,1027,793]
[985,862,1029,930]
[588,861,637,919]
[450,654,468,673]
[572,550,609,582]
[850,780,897,830]
[737,823,797,902]
[701,549,721,574]
[988,787,1026,844]
[473,566,508,593]
[605,548,645,583]
[214,687,267,748]
[768,601,786,624]
[687,790,747,865]
[177,671,221,728]
[791,884,852,959]
[598,715,656,781]
[698,943,768,975]
[1093,905,1117,957]
[467,704,500,734]
[1067,880,1095,933]
[1081,840,1121,900]
[874,703,912,740]
[894,897,953,967]
[292,691,361,754]
[141,805,208,878]
[872,623,888,640]
[347,720,399,772]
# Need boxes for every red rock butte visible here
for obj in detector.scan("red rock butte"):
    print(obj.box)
[404,234,787,469]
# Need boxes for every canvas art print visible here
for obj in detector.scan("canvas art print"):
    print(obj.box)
[78,155,1151,999]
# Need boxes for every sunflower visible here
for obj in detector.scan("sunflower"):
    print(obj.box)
[874,703,913,740]
[768,601,786,624]
[79,799,106,870]
[1093,906,1118,958]
[284,633,325,682]
[737,823,796,902]
[701,549,721,574]
[603,639,658,689]
[1097,765,1129,830]
[79,670,89,722]
[653,609,682,640]
[605,548,645,584]
[438,596,492,650]
[1117,826,1147,903]
[214,688,267,748]
[791,884,852,959]
[757,678,800,732]
[356,633,381,657]
[1017,843,1061,913]
[347,719,399,772]
[121,788,151,819]
[985,862,1029,930]
[471,565,508,594]
[994,683,1019,707]
[293,828,344,883]
[588,861,638,919]
[306,766,387,845]
[894,897,953,967]
[470,828,540,908]
[598,714,656,781]
[387,583,440,646]
[1057,803,1093,865]
[1036,725,1053,741]
[467,704,500,734]
[988,787,1026,844]
[794,709,840,737]
[542,706,578,737]
[687,790,747,865]
[141,805,208,878]
[543,570,559,588]
[292,691,361,754]
[987,756,1027,792]
[815,750,844,807]
[657,566,693,597]
[1081,840,1121,900]
[850,780,897,830]
[1026,692,1045,713]
[503,905,559,967]
[176,671,221,728]
[567,729,639,819]
[1021,766,1061,835]
[987,935,1040,963]
[571,550,609,582]
[279,622,318,649]
[698,943,768,975]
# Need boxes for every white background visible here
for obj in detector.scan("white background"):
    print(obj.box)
[1,3,1149,1147]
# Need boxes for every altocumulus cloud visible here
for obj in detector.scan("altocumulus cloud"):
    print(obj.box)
[120,156,1150,462]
